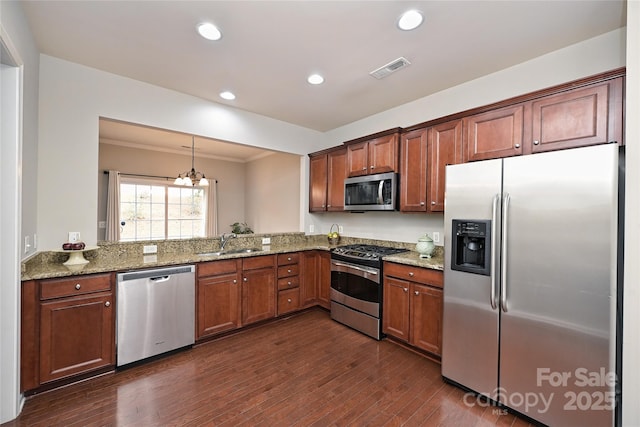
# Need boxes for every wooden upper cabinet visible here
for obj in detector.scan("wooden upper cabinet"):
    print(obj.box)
[399,128,428,212]
[326,148,347,211]
[309,147,347,212]
[530,78,623,153]
[309,154,328,212]
[428,119,463,212]
[347,132,399,177]
[463,104,525,162]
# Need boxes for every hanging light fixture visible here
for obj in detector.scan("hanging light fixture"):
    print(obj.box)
[175,136,209,186]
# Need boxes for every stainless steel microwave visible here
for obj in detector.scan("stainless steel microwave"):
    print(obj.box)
[344,172,398,211]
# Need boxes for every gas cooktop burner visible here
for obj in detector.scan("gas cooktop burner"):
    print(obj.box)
[332,244,408,260]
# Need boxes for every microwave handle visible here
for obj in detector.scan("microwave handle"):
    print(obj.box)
[378,180,384,204]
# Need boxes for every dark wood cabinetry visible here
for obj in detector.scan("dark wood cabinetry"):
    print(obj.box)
[530,77,623,153]
[277,253,300,315]
[316,251,331,309]
[197,259,242,339]
[21,273,115,392]
[346,131,399,177]
[300,250,331,309]
[308,147,347,212]
[241,255,277,325]
[463,103,525,162]
[463,76,624,162]
[400,120,462,212]
[383,263,443,357]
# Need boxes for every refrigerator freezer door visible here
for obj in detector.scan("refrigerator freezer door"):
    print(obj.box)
[442,158,502,400]
[500,144,618,426]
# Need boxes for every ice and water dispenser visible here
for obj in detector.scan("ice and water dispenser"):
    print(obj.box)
[451,220,491,276]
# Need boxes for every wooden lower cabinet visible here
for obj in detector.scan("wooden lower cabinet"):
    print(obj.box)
[241,255,277,325]
[316,251,331,309]
[383,262,443,357]
[21,273,116,392]
[300,250,331,309]
[197,259,242,338]
[277,252,301,315]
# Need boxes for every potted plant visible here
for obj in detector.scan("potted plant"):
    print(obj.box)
[230,222,254,234]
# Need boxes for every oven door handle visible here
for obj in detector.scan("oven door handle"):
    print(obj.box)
[331,260,380,282]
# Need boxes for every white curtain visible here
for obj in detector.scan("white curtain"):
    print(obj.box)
[105,170,121,241]
[206,180,218,237]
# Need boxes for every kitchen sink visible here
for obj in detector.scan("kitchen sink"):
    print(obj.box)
[197,248,263,257]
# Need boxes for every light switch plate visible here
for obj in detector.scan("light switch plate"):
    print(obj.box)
[433,232,440,244]
[143,244,158,254]
[262,237,271,245]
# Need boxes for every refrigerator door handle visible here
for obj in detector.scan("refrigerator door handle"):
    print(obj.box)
[490,193,500,310]
[500,192,510,312]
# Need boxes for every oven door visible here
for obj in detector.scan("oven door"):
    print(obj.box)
[330,259,380,317]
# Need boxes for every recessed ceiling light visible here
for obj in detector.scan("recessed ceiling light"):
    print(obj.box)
[398,10,423,31]
[197,22,222,41]
[307,74,324,85]
[220,91,236,100]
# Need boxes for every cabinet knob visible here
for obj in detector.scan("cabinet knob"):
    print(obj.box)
[431,201,436,205]
[409,272,414,277]
[104,301,111,307]
[327,204,331,208]
[420,201,425,206]
[233,279,237,284]
[243,277,248,282]
[287,298,292,303]
[287,257,292,261]
[370,165,374,169]
[75,284,81,290]
[533,140,540,145]
[287,269,292,273]
[515,143,521,148]
[403,287,408,292]
[287,281,292,286]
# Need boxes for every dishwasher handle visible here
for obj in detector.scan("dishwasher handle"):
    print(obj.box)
[150,275,170,283]
[117,265,195,282]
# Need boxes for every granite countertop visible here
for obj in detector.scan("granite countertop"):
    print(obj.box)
[22,233,445,281]
[383,248,444,271]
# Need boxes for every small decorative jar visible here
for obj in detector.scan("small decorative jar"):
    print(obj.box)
[416,235,435,258]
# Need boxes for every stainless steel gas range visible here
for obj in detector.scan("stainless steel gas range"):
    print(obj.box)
[330,244,408,339]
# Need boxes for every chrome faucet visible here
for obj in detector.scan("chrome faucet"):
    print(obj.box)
[220,233,237,250]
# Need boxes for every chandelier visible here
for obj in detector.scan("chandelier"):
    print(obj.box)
[175,136,208,186]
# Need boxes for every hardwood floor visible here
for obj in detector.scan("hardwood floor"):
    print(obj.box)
[6,309,535,426]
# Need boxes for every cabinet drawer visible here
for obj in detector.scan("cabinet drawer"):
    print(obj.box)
[40,274,112,300]
[198,259,240,278]
[243,255,276,271]
[277,252,299,265]
[277,276,300,290]
[277,264,299,278]
[278,288,300,315]
[383,262,443,288]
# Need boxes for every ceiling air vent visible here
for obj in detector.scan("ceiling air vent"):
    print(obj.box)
[369,57,411,79]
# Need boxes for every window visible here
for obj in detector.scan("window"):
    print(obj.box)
[119,179,206,241]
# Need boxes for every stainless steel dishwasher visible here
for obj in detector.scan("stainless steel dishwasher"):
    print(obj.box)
[116,265,195,366]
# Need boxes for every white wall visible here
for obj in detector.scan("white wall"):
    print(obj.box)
[37,55,324,250]
[623,2,640,425]
[244,152,301,234]
[304,29,627,245]
[0,0,40,423]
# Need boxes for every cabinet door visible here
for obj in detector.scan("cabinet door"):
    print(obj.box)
[316,251,331,309]
[400,128,428,212]
[463,104,524,162]
[242,267,276,325]
[300,251,319,308]
[278,288,300,315]
[428,119,463,212]
[197,272,241,338]
[39,293,114,383]
[326,148,347,211]
[309,154,328,212]
[382,277,410,341]
[410,284,443,356]
[530,80,618,153]
[369,133,399,174]
[347,141,369,177]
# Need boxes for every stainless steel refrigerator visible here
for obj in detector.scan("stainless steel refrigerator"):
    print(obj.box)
[442,144,623,427]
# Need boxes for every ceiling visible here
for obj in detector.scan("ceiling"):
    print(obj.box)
[22,1,626,158]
